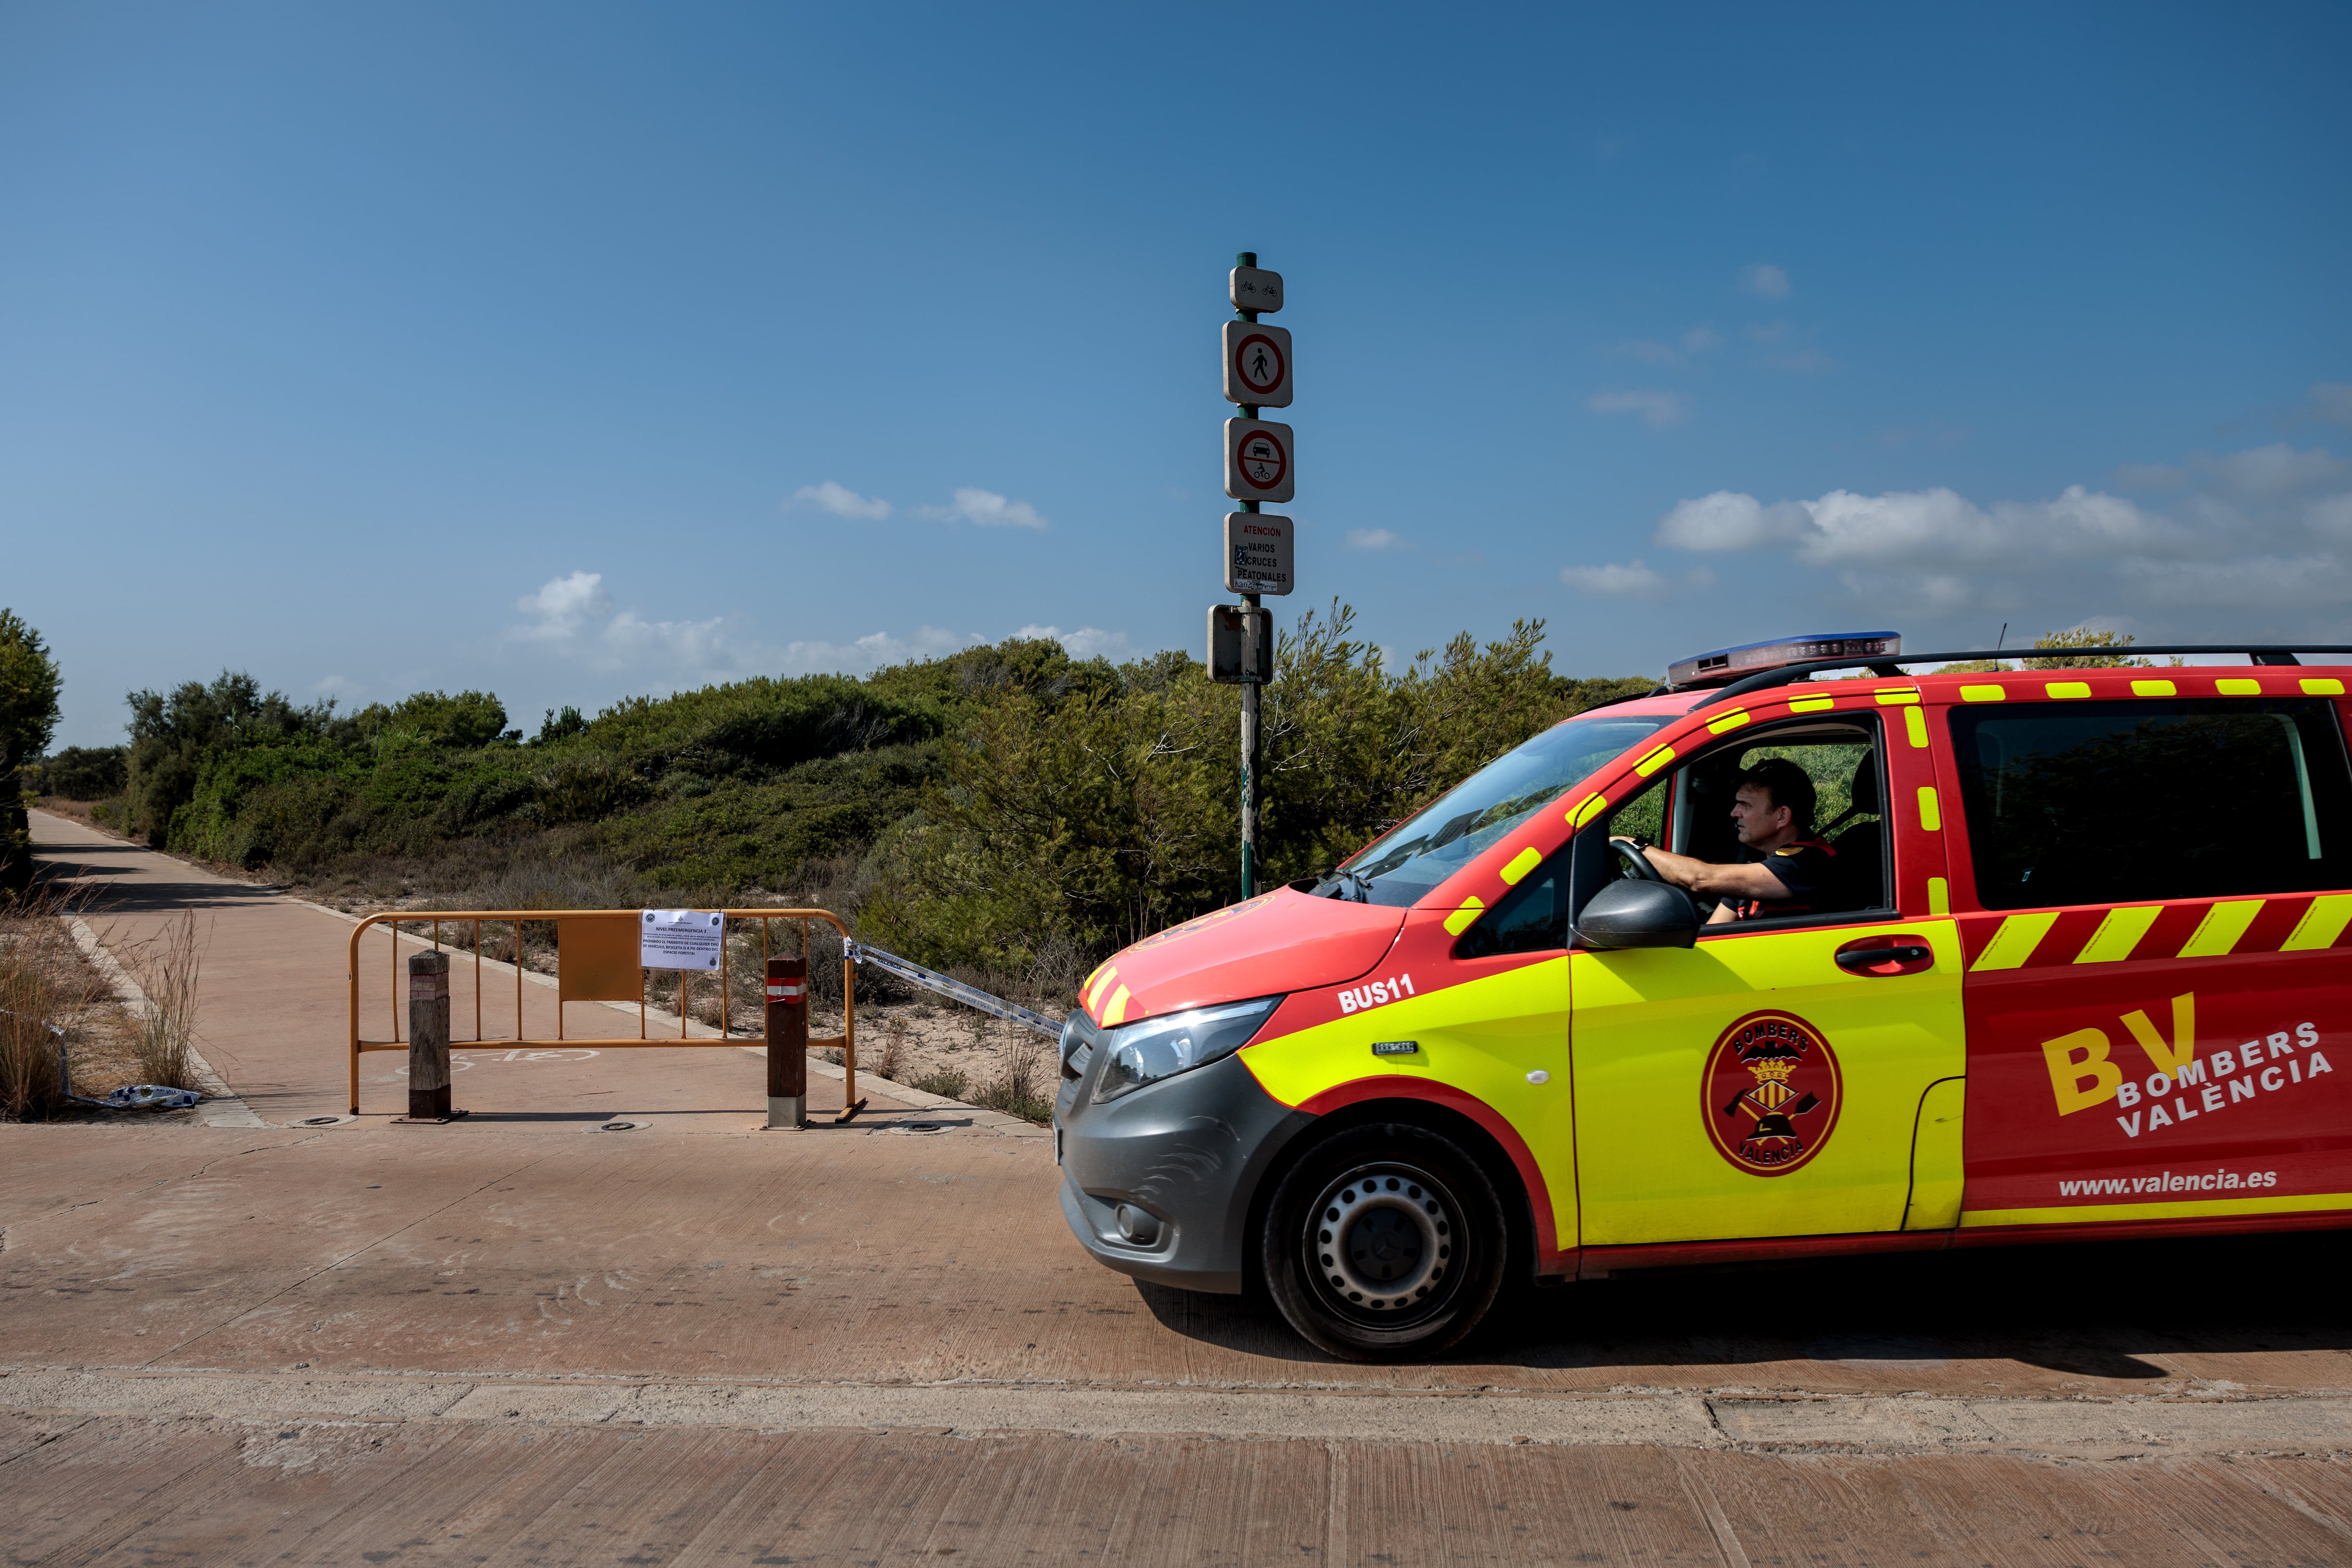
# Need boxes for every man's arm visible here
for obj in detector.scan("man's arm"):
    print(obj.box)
[1618,840,1789,902]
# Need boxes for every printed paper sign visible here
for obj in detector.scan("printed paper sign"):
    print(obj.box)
[640,909,724,971]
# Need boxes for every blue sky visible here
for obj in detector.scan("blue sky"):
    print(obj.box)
[8,2,2349,747]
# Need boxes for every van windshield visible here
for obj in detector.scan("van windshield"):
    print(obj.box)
[1329,709,1674,906]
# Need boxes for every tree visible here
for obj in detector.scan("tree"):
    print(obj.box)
[0,610,63,893]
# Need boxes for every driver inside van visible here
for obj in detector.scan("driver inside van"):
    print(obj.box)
[1614,758,1839,925]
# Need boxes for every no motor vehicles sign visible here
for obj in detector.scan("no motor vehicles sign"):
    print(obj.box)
[1224,418,1295,503]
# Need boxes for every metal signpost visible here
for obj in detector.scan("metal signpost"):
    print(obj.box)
[1211,251,1294,899]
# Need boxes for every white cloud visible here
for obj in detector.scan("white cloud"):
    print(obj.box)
[1740,263,1791,299]
[1589,390,1688,430]
[1557,560,1717,601]
[1346,527,1408,550]
[2309,493,2352,540]
[786,480,893,520]
[513,570,614,641]
[1761,347,1834,374]
[1611,339,1682,366]
[2207,442,2345,497]
[1647,439,2352,620]
[1016,624,1134,661]
[506,569,747,679]
[1656,492,1812,551]
[773,627,982,675]
[916,487,1049,529]
[1608,326,1720,366]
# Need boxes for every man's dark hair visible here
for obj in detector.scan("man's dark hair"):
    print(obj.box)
[1740,758,1817,831]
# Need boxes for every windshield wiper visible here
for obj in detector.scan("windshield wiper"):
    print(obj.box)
[1319,868,1375,902]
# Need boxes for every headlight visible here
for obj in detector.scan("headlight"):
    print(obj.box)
[1093,995,1282,1105]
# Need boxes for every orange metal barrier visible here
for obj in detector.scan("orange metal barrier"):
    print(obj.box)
[346,908,856,1117]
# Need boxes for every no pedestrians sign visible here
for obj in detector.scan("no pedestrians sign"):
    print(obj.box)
[1222,321,1293,407]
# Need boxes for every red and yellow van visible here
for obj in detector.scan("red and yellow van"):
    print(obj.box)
[1052,635,2352,1359]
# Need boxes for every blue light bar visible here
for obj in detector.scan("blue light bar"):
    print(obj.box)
[1667,632,1902,690]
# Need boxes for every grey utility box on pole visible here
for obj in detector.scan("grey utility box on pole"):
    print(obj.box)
[1208,605,1273,685]
[1224,512,1294,595]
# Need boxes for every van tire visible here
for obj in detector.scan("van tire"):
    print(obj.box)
[1260,1122,1507,1361]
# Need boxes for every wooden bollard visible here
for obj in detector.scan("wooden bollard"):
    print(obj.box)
[407,951,453,1122]
[765,955,807,1129]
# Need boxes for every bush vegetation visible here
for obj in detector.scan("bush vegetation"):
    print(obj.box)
[44,603,1653,994]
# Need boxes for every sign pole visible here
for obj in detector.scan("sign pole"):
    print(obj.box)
[1234,250,1262,900]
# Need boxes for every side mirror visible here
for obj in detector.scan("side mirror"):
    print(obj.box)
[1573,880,1700,950]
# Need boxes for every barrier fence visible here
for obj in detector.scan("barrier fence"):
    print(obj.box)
[345,908,856,1118]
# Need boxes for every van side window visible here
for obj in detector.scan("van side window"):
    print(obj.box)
[1580,717,1891,925]
[1455,849,1570,958]
[1952,698,2352,909]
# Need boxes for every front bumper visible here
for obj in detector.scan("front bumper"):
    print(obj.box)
[1055,1048,1312,1293]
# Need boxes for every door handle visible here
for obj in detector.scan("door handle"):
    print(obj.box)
[1834,936,1934,976]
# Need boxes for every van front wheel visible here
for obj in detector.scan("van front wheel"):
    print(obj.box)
[1261,1122,1507,1361]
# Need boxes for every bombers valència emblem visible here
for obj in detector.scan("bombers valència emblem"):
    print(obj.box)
[1702,1011,1843,1176]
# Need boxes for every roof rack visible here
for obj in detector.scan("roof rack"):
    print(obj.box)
[1707,645,2352,705]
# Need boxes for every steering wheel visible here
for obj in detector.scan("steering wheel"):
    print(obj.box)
[1610,837,1663,882]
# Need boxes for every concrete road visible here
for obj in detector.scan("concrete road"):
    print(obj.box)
[12,810,2352,1565]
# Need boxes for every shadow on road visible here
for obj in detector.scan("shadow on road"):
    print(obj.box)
[1137,1228,2352,1378]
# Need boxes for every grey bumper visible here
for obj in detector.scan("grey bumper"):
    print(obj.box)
[1055,1050,1313,1294]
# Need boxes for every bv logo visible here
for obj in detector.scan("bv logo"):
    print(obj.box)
[2042,994,2195,1115]
[1701,1011,1843,1177]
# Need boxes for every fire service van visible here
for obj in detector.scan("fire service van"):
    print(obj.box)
[1052,634,2352,1360]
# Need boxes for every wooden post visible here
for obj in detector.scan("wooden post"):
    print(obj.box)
[765,955,807,1129]
[407,951,453,1122]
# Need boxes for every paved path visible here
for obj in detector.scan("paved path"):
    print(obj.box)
[12,811,2352,1564]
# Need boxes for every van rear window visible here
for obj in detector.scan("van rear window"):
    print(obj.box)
[1951,698,2352,910]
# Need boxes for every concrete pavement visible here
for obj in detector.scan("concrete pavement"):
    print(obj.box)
[13,808,2352,1564]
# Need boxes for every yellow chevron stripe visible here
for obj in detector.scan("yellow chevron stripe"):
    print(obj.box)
[2283,893,2352,953]
[1873,687,1921,705]
[2073,905,2163,964]
[1706,708,1752,734]
[1101,984,1132,1026]
[2131,679,2177,697]
[1916,786,1941,831]
[1971,911,2059,971]
[2304,678,2346,696]
[1788,696,1834,713]
[1086,966,1120,1011]
[1444,896,1486,937]
[2178,899,2264,958]
[1927,876,1949,916]
[1501,847,1542,885]
[1566,792,1608,828]
[1904,707,1930,748]
[1634,744,1676,777]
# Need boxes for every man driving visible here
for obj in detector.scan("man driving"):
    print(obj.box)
[1616,758,1839,924]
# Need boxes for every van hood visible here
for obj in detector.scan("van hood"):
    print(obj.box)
[1079,889,1406,1027]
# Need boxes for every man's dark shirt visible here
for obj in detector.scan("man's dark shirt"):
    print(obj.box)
[1726,836,1838,920]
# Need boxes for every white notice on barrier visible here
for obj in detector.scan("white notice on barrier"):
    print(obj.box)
[641,909,724,971]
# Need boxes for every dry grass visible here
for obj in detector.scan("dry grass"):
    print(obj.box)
[0,888,115,1119]
[111,911,208,1092]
